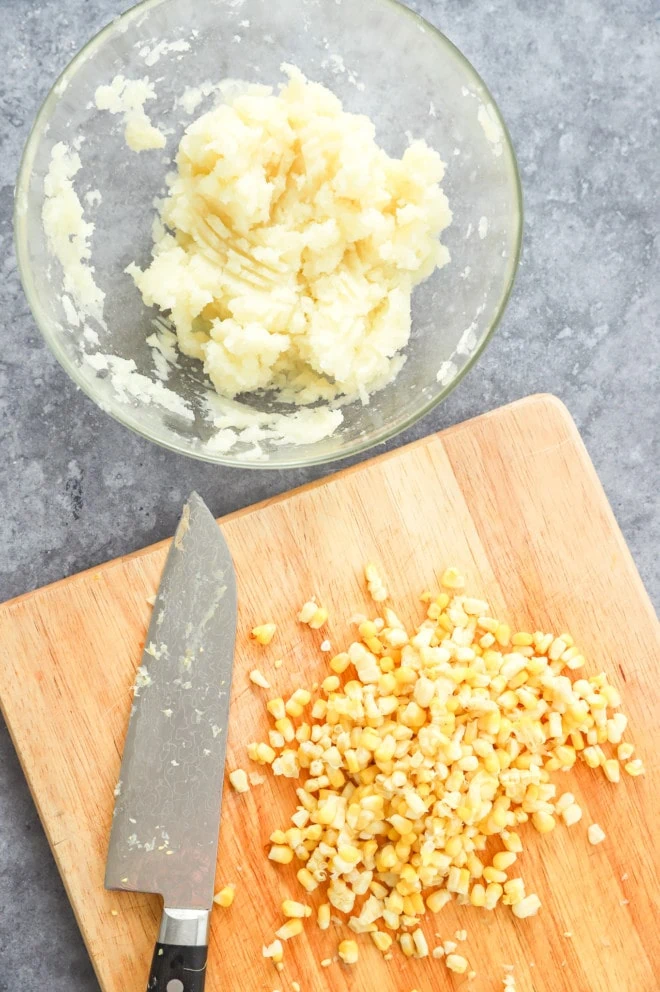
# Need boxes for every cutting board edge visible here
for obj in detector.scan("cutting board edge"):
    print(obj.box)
[0,393,572,615]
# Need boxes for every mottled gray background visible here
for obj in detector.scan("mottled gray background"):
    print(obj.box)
[0,0,658,988]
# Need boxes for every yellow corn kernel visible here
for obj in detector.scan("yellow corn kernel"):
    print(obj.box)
[286,689,312,717]
[317,903,330,929]
[330,653,350,674]
[269,845,293,865]
[338,939,359,964]
[470,883,486,907]
[262,939,283,964]
[365,563,388,602]
[254,743,276,764]
[309,606,328,628]
[338,845,361,865]
[371,931,393,952]
[275,919,303,940]
[483,866,508,884]
[249,668,271,689]
[228,769,250,793]
[298,600,317,623]
[512,893,542,918]
[282,900,312,918]
[441,567,465,590]
[502,830,523,853]
[604,758,620,783]
[274,717,295,743]
[484,883,503,910]
[624,759,645,777]
[446,954,469,974]
[412,928,429,958]
[583,746,601,768]
[502,877,525,906]
[587,823,606,845]
[399,933,415,957]
[213,884,235,908]
[554,744,577,767]
[495,624,511,647]
[531,811,556,834]
[297,868,318,892]
[251,623,276,645]
[562,803,582,826]
[267,697,286,721]
[493,851,517,871]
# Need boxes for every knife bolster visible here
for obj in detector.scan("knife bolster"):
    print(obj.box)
[158,907,210,947]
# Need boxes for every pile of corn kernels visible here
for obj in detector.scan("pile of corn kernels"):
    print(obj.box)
[224,565,644,978]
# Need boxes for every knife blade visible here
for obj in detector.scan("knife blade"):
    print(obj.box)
[105,492,237,992]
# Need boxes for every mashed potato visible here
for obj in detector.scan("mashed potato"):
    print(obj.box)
[129,65,451,404]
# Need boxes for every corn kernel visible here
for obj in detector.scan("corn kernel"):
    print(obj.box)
[282,900,311,918]
[502,831,523,853]
[297,868,318,892]
[267,697,286,721]
[269,845,293,865]
[252,623,276,645]
[213,884,235,908]
[262,939,283,963]
[228,764,250,793]
[588,823,606,845]
[399,933,415,957]
[512,893,541,918]
[562,803,582,826]
[365,563,388,602]
[617,742,634,761]
[441,567,465,590]
[371,931,393,952]
[604,758,620,783]
[275,919,303,940]
[412,928,429,958]
[249,668,270,689]
[330,653,350,674]
[446,954,469,974]
[531,811,555,834]
[338,939,358,964]
[493,851,517,871]
[484,883,503,910]
[483,866,508,884]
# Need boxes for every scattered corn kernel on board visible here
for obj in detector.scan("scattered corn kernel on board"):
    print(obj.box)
[0,394,658,992]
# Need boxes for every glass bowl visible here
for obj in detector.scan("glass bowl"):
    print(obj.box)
[15,0,522,468]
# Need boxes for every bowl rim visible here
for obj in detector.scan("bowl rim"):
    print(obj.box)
[14,0,523,470]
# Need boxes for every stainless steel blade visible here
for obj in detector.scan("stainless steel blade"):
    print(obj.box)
[105,492,237,911]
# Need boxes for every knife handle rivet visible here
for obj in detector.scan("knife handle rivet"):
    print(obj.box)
[167,981,184,992]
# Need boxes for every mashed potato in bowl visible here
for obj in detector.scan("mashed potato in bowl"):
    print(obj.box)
[128,65,452,408]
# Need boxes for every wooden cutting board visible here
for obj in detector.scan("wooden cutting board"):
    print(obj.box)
[1,395,658,992]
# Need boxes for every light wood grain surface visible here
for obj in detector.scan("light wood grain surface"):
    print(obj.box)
[1,395,658,992]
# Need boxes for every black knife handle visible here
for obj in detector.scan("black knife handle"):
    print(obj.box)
[147,943,208,992]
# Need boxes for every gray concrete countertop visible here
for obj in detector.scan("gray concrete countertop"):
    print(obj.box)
[1,0,658,988]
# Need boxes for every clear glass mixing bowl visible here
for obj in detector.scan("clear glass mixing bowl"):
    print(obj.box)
[15,0,522,468]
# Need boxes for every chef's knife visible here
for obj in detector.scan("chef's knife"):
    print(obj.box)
[105,492,237,992]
